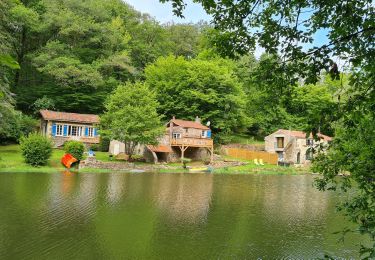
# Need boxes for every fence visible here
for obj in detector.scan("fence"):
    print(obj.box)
[225,148,278,165]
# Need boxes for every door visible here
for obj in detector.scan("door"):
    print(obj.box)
[297,152,301,164]
[113,144,120,155]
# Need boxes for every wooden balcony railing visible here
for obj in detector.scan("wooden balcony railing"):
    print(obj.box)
[171,137,213,147]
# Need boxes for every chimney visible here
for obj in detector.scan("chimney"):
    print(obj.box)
[172,116,175,120]
[195,116,201,123]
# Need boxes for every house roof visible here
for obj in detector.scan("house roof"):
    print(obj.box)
[40,110,99,124]
[169,119,210,130]
[147,145,172,153]
[274,129,332,141]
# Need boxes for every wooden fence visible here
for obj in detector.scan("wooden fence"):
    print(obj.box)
[225,148,278,165]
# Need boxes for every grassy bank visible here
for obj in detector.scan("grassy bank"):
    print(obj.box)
[213,162,308,175]
[0,144,112,173]
[0,145,308,175]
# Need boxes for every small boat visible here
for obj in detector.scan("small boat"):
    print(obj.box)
[188,166,213,173]
[61,153,78,169]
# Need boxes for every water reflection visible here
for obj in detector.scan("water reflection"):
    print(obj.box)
[155,174,213,224]
[0,172,366,259]
[106,173,127,205]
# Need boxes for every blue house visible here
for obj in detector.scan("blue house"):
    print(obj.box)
[40,110,99,147]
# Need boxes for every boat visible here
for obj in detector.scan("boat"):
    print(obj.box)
[61,153,78,169]
[188,166,213,173]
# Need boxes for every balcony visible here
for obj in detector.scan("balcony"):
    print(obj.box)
[171,137,213,147]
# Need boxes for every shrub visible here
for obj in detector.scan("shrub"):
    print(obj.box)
[130,154,145,162]
[20,133,53,166]
[18,114,38,137]
[89,144,99,151]
[64,141,85,160]
[99,135,110,152]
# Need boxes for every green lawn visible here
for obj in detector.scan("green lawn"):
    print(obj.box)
[0,144,111,173]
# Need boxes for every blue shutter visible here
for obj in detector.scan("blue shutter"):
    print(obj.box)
[207,130,211,138]
[52,124,57,136]
[85,127,89,137]
[63,125,68,136]
[93,128,98,137]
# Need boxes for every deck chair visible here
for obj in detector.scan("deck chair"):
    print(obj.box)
[259,159,265,166]
[254,159,260,165]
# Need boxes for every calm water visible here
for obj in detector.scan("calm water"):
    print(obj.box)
[0,172,365,259]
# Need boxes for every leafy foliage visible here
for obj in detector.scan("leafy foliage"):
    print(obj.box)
[145,55,247,139]
[19,133,52,166]
[32,96,56,114]
[64,140,85,161]
[101,82,164,156]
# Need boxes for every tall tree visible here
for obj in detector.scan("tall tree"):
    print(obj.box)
[145,54,247,142]
[101,82,164,157]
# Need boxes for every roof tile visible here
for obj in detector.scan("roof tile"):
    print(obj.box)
[170,119,209,130]
[40,110,99,124]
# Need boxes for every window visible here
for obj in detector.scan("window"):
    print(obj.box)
[201,131,206,138]
[276,137,284,148]
[306,139,314,146]
[172,133,181,139]
[68,125,83,136]
[87,127,94,137]
[56,124,63,136]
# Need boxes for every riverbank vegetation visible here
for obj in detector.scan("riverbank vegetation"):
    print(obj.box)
[0,144,304,175]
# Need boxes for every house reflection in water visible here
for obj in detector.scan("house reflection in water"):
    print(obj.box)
[154,174,213,224]
[106,173,127,205]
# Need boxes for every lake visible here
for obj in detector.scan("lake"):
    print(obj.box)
[0,172,364,259]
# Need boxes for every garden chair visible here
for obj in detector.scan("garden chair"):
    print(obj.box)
[259,159,265,166]
[254,159,260,165]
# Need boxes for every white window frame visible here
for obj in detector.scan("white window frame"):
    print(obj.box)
[87,127,94,137]
[201,130,207,138]
[56,124,63,136]
[172,133,181,139]
[68,125,83,137]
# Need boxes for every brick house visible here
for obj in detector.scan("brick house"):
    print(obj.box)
[264,129,332,165]
[109,116,214,163]
[40,110,100,147]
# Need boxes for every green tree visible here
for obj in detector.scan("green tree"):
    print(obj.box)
[145,55,247,141]
[163,0,375,256]
[101,82,164,157]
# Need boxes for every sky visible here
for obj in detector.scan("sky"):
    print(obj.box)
[124,0,211,23]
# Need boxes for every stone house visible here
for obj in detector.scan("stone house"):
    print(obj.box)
[40,110,100,147]
[264,129,332,165]
[109,116,214,163]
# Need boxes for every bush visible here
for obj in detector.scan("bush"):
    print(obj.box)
[130,154,145,162]
[18,114,38,137]
[64,141,85,160]
[20,133,53,166]
[89,144,99,151]
[99,135,110,152]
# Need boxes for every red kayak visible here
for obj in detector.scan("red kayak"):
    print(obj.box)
[61,153,78,169]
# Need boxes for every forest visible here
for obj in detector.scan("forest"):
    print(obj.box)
[1,0,340,144]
